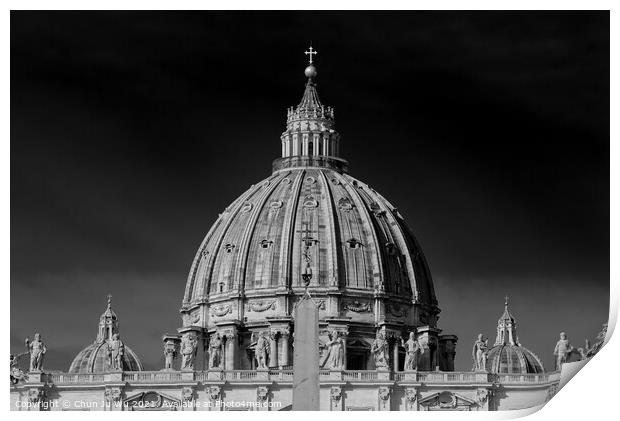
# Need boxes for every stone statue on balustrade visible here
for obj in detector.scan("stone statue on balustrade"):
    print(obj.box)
[181,332,198,371]
[254,332,270,370]
[163,339,178,370]
[371,330,390,370]
[402,331,424,371]
[472,334,489,372]
[108,333,125,371]
[26,333,47,372]
[208,332,223,369]
[553,332,574,370]
[321,330,345,370]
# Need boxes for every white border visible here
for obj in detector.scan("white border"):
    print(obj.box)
[3,2,616,421]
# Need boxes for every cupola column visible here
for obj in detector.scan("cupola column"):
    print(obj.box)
[217,324,239,370]
[268,332,278,368]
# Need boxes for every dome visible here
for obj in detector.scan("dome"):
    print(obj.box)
[69,341,143,373]
[486,344,544,374]
[179,53,451,372]
[182,168,438,322]
[69,296,144,373]
[485,298,544,374]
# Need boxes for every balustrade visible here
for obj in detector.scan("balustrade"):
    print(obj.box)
[33,369,561,386]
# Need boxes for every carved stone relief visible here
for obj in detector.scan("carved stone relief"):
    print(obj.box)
[247,300,277,312]
[104,387,123,404]
[181,387,194,402]
[256,386,269,402]
[208,386,221,401]
[330,386,342,402]
[210,305,231,317]
[405,388,418,405]
[342,300,372,313]
[28,388,46,404]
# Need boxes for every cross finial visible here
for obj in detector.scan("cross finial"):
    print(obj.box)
[107,294,113,308]
[504,295,509,307]
[304,45,318,64]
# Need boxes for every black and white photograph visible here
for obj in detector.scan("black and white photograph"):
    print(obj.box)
[8,7,613,414]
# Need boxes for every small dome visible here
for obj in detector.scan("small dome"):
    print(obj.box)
[69,341,143,373]
[485,297,545,374]
[486,344,544,374]
[68,295,144,373]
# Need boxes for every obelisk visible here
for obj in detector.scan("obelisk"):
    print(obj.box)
[292,295,320,410]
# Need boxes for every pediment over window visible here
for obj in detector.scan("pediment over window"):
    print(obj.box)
[418,391,478,411]
[124,391,180,411]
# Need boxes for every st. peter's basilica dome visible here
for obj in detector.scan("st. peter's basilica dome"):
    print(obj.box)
[179,59,456,371]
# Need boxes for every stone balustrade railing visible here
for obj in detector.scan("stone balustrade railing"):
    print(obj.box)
[26,370,560,386]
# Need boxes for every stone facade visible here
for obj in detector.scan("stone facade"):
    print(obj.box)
[10,370,559,411]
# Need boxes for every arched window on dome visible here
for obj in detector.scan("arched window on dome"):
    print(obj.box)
[346,238,363,249]
[308,141,313,156]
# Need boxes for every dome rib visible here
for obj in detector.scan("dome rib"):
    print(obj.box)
[204,183,263,297]
[234,173,286,295]
[317,169,340,287]
[374,188,437,305]
[185,185,258,304]
[353,184,403,295]
[334,172,385,292]
[277,169,306,290]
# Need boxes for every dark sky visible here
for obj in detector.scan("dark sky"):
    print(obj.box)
[11,11,609,372]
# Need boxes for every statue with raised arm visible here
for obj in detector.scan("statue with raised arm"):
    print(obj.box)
[554,332,574,369]
[108,333,125,371]
[181,332,197,370]
[26,333,47,372]
[322,330,345,370]
[371,330,390,370]
[472,334,489,372]
[401,331,424,371]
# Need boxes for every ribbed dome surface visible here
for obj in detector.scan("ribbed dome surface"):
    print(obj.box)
[69,341,143,373]
[182,166,439,328]
[486,344,544,374]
